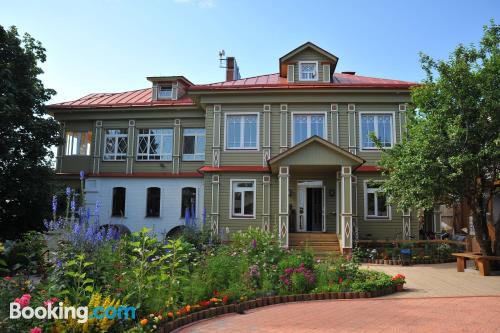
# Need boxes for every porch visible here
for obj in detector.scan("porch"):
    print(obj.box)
[268,136,364,254]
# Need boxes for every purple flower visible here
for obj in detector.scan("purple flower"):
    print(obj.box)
[66,187,71,197]
[51,196,57,214]
[70,199,76,213]
[251,239,257,249]
[79,170,85,180]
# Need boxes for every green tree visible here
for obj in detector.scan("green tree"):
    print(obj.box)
[0,25,62,240]
[379,21,500,255]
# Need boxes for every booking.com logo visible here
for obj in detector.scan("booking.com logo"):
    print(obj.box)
[10,302,136,323]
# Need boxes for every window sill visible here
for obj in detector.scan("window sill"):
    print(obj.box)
[224,148,260,152]
[145,216,161,219]
[230,215,256,220]
[135,159,173,162]
[365,216,391,221]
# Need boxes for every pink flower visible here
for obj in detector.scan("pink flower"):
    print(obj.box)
[44,297,59,307]
[14,294,31,308]
[4,276,12,281]
[30,327,42,333]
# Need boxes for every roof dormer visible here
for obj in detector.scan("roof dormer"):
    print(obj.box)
[279,42,339,84]
[147,76,193,101]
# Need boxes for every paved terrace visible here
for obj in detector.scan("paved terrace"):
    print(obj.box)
[178,263,500,333]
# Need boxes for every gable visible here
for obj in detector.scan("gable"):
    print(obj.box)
[269,136,364,173]
[279,42,339,81]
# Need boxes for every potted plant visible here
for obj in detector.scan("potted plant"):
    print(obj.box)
[391,274,406,292]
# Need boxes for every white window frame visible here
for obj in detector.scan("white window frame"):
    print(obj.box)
[224,112,260,151]
[103,129,128,161]
[364,180,391,220]
[358,111,396,151]
[229,179,256,219]
[298,61,319,81]
[182,128,205,161]
[291,112,328,146]
[65,131,92,156]
[136,128,173,161]
[157,85,172,99]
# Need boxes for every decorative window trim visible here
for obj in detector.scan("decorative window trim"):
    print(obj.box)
[363,180,392,220]
[224,112,260,151]
[136,128,173,161]
[291,111,328,146]
[358,111,396,152]
[229,179,257,219]
[298,61,319,81]
[182,128,206,161]
[103,129,128,161]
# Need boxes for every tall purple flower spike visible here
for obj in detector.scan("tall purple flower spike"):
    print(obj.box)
[66,187,71,197]
[52,195,57,214]
[79,170,85,180]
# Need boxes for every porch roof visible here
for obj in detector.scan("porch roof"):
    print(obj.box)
[268,136,364,173]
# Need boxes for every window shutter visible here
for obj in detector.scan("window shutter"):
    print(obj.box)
[323,64,331,83]
[152,85,158,101]
[287,65,294,83]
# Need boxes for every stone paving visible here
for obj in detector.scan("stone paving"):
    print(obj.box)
[178,263,500,333]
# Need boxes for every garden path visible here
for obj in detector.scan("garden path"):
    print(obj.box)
[364,262,500,298]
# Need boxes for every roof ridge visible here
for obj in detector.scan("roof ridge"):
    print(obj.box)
[199,73,279,86]
[334,72,417,84]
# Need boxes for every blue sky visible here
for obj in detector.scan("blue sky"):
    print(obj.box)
[1,0,498,103]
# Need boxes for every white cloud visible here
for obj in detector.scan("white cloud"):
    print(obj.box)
[173,0,215,8]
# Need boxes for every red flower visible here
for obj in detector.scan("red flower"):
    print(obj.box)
[338,277,343,284]
[213,290,219,296]
[222,295,228,304]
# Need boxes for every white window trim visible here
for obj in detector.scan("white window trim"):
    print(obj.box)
[182,128,206,161]
[290,111,328,146]
[103,129,128,161]
[358,111,396,152]
[229,179,257,219]
[363,180,392,220]
[157,85,173,99]
[136,128,173,161]
[224,112,260,151]
[298,61,319,81]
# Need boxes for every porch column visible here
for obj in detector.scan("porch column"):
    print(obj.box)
[341,166,353,252]
[403,209,411,239]
[278,166,289,247]
[210,175,220,238]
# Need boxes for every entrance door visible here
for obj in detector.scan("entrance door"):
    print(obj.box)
[297,181,325,232]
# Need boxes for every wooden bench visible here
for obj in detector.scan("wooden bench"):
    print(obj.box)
[452,252,500,276]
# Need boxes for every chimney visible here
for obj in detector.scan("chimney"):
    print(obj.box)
[226,57,241,81]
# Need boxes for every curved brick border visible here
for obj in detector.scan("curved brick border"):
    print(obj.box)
[362,258,455,265]
[156,285,404,333]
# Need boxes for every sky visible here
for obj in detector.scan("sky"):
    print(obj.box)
[1,0,498,104]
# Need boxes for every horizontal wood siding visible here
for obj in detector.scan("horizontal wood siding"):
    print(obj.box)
[354,172,419,240]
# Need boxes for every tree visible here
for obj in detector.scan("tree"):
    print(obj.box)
[0,25,62,240]
[378,21,500,256]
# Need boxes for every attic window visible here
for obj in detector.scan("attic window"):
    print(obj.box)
[299,61,318,81]
[158,85,172,99]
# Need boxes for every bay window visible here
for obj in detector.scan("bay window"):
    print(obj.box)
[225,114,258,150]
[104,129,128,161]
[65,131,92,156]
[183,128,205,161]
[137,128,173,161]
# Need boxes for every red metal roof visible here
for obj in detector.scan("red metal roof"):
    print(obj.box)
[49,88,195,109]
[191,73,417,91]
[49,73,416,110]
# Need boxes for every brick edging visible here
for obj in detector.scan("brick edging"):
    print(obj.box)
[157,285,404,333]
[362,258,456,265]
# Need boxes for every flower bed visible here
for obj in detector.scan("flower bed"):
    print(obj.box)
[0,181,408,333]
[354,240,465,265]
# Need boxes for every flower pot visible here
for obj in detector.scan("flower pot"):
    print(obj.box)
[216,306,224,315]
[330,292,338,299]
[338,292,345,299]
[352,292,360,298]
[359,291,367,298]
[228,304,236,313]
[396,284,404,292]
[366,291,372,298]
[318,293,326,300]
[287,295,296,302]
[267,297,275,305]
[186,314,192,324]
[371,290,379,297]
[345,292,353,299]
[209,308,217,317]
[323,292,331,299]
[274,296,281,304]
[261,297,268,306]
[166,321,175,332]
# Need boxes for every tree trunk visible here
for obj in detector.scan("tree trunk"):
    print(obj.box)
[470,178,493,256]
